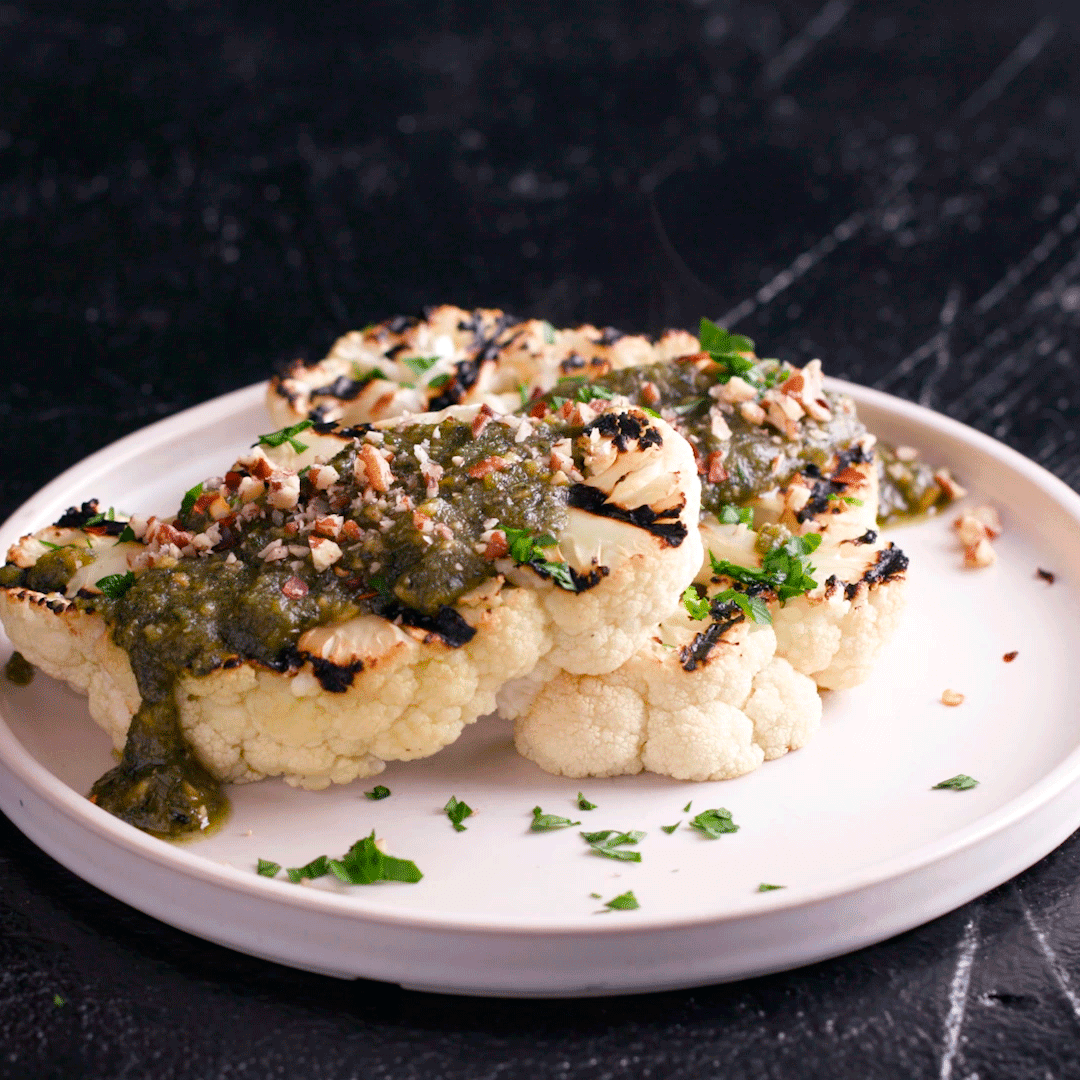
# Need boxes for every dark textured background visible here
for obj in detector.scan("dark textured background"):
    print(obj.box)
[3,1,1080,1076]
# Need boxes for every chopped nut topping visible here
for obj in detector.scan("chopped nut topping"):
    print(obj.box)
[1003,651,1018,663]
[483,530,509,560]
[964,536,996,568]
[281,576,309,599]
[894,445,918,462]
[934,468,967,501]
[355,443,393,492]
[719,376,759,404]
[471,404,495,439]
[705,451,728,484]
[309,535,343,572]
[640,381,661,406]
[467,456,506,479]
[739,400,766,426]
[941,689,965,707]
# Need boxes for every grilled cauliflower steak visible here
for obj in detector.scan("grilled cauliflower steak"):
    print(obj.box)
[505,582,821,782]
[268,305,701,428]
[0,401,701,835]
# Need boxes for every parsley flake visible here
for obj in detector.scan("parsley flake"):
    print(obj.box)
[428,373,451,388]
[287,855,330,883]
[328,832,423,885]
[401,355,440,378]
[689,807,739,838]
[180,482,203,517]
[698,317,756,383]
[642,405,662,418]
[517,382,530,408]
[575,383,614,403]
[257,419,314,454]
[365,785,391,800]
[582,829,645,862]
[661,823,680,834]
[709,532,822,605]
[603,890,640,911]
[758,883,784,892]
[501,525,577,592]
[718,504,754,527]
[256,859,281,877]
[933,774,979,791]
[53,994,65,1007]
[39,539,63,551]
[95,571,135,600]
[682,585,711,621]
[444,795,474,831]
[589,891,602,899]
[114,523,136,544]
[577,792,597,811]
[530,806,581,831]
[682,801,692,813]
[282,834,423,885]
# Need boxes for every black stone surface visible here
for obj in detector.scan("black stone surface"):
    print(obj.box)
[3,1,1080,1076]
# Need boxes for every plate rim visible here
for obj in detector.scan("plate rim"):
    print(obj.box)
[2,377,1080,938]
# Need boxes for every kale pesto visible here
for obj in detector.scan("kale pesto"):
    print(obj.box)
[534,361,865,515]
[875,444,951,523]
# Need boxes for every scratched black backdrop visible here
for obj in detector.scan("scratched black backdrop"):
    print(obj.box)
[3,2,1080,1078]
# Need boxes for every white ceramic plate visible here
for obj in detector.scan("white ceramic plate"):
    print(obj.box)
[2,380,1079,998]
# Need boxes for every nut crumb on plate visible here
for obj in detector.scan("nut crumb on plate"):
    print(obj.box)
[941,689,965,707]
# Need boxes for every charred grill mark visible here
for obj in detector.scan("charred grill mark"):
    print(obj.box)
[311,371,383,402]
[560,353,586,371]
[54,501,104,529]
[837,444,871,470]
[844,543,908,600]
[680,606,744,672]
[386,314,417,334]
[567,484,687,546]
[384,342,409,358]
[844,528,878,545]
[306,654,365,692]
[528,560,610,592]
[393,604,477,647]
[430,314,522,408]
[596,327,624,346]
[581,412,663,452]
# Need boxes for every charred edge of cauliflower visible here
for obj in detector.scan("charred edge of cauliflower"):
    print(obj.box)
[267,304,701,428]
[497,405,704,675]
[0,576,549,790]
[713,448,909,691]
[506,586,821,782]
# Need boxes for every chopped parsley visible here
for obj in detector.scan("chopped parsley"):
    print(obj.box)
[114,523,136,544]
[642,405,662,419]
[328,832,423,885]
[576,792,597,811]
[444,795,474,831]
[581,829,646,862]
[256,859,281,877]
[709,532,822,604]
[501,525,576,592]
[39,539,63,551]
[95,571,135,600]
[365,785,391,800]
[682,583,770,626]
[757,883,784,892]
[257,419,315,454]
[661,823,680,834]
[575,383,614,404]
[428,373,451,388]
[53,994,65,1007]
[683,801,692,813]
[698,317,756,383]
[589,891,602,899]
[681,585,712,621]
[350,361,386,383]
[401,355,441,378]
[719,504,754,527]
[287,855,330,883]
[517,382,530,408]
[531,806,581,831]
[281,833,423,885]
[180,482,203,517]
[689,807,739,838]
[603,890,640,911]
[83,507,116,526]
[933,774,979,791]
[827,493,864,506]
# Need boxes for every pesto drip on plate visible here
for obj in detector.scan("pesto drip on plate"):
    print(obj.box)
[0,413,580,838]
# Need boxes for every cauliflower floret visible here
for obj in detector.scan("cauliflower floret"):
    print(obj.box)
[1,578,548,789]
[507,593,820,781]
[700,449,908,691]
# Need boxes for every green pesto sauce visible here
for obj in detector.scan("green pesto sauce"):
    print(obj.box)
[5,416,572,838]
[876,444,949,523]
[549,363,865,514]
[4,651,34,686]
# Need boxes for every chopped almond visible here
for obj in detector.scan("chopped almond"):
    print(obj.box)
[467,456,506,479]
[935,468,967,501]
[355,444,393,492]
[471,404,495,439]
[484,531,509,560]
[706,451,728,484]
[941,689,965,707]
[964,537,997,568]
